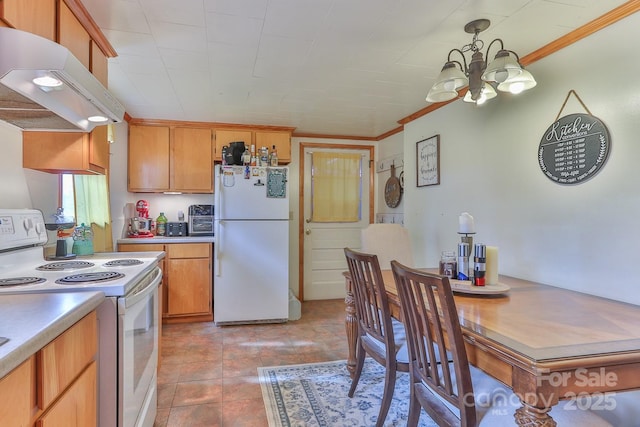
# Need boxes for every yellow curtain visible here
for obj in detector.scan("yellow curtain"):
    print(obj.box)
[74,174,113,252]
[311,152,361,222]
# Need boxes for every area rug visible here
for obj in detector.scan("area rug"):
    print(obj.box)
[258,358,437,427]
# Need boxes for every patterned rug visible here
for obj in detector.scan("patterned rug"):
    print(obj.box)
[258,358,437,427]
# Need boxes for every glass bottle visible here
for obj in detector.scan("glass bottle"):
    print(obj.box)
[156,212,168,236]
[439,251,457,279]
[250,145,257,166]
[242,146,251,165]
[270,144,278,166]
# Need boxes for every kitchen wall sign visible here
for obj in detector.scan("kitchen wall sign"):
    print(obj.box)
[417,134,440,187]
[538,91,610,185]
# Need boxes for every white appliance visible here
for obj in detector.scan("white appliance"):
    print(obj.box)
[214,165,289,325]
[0,209,162,427]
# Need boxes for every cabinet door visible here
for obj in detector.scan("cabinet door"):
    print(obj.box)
[36,361,97,427]
[58,1,90,69]
[1,0,56,40]
[214,130,253,161]
[89,125,109,174]
[172,127,213,192]
[90,41,108,86]
[255,131,291,163]
[0,356,36,427]
[166,257,211,315]
[23,131,97,174]
[128,125,170,191]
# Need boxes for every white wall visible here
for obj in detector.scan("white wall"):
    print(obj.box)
[0,121,60,245]
[401,14,640,305]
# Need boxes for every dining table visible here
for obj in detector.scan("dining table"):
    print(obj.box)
[343,269,640,427]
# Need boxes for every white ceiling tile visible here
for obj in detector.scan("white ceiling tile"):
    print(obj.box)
[80,0,631,137]
[148,21,208,52]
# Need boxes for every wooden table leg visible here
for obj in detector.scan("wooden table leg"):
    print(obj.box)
[514,403,556,427]
[344,276,357,378]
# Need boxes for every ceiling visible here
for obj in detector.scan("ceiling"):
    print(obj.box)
[81,0,628,138]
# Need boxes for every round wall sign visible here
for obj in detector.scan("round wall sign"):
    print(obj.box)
[538,113,610,185]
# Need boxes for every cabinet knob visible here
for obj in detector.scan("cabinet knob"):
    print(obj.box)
[305,229,311,235]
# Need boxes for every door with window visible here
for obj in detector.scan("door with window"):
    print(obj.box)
[301,144,374,300]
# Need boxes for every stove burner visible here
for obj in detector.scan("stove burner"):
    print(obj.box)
[37,261,95,271]
[0,277,47,287]
[56,271,125,284]
[103,259,143,267]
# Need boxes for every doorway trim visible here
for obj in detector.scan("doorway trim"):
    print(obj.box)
[298,142,375,301]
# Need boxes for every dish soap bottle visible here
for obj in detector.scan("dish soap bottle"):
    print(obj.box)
[156,212,168,236]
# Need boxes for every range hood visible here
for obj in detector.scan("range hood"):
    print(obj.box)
[0,27,125,132]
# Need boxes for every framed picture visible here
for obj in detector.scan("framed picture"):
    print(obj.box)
[416,134,440,187]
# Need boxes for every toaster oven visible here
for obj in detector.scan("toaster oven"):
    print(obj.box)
[188,205,214,236]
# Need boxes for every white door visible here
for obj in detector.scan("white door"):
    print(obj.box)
[302,145,372,300]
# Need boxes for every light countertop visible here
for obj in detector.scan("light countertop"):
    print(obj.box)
[117,236,215,244]
[0,291,105,378]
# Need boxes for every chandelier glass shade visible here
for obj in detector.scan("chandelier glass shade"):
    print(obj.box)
[426,19,536,105]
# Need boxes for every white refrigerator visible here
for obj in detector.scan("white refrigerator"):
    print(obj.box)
[214,165,290,325]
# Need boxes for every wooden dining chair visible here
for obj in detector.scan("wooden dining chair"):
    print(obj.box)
[390,260,632,427]
[344,248,410,427]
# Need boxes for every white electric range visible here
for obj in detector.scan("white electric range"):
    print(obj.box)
[0,208,165,427]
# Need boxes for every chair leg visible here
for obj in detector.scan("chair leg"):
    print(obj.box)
[407,380,421,427]
[375,363,397,427]
[348,341,366,397]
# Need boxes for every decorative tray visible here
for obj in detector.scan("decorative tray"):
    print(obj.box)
[449,279,510,295]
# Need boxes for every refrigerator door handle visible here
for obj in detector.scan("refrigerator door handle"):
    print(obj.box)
[215,220,221,277]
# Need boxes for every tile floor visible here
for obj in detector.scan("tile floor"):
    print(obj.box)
[154,299,348,426]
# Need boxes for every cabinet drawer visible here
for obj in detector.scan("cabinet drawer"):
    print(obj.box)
[36,361,97,427]
[167,243,210,259]
[39,312,97,409]
[118,243,165,252]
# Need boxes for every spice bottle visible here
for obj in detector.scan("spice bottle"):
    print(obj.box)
[473,243,486,286]
[457,243,470,281]
[439,251,457,279]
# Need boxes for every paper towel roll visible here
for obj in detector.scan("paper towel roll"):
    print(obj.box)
[486,246,499,285]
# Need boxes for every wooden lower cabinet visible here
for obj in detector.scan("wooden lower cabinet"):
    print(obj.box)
[0,311,98,427]
[0,355,36,427]
[118,242,213,323]
[36,362,97,427]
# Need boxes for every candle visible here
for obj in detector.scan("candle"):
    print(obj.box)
[458,212,475,234]
[485,246,499,285]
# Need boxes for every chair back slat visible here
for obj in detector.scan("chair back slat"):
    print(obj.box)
[344,248,396,356]
[391,260,477,427]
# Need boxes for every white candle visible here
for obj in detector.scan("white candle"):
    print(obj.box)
[486,246,499,285]
[458,212,475,234]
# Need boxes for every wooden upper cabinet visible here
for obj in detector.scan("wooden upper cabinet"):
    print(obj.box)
[214,129,291,163]
[90,125,109,172]
[1,0,56,41]
[214,129,253,161]
[128,125,170,192]
[255,131,291,163]
[90,40,108,86]
[58,1,90,68]
[23,130,108,174]
[172,127,213,192]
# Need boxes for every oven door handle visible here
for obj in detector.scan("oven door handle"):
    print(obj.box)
[123,267,162,309]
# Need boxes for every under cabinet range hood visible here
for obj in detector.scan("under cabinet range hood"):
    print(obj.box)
[0,27,125,132]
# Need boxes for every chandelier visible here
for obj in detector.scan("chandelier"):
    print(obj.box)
[426,19,536,105]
